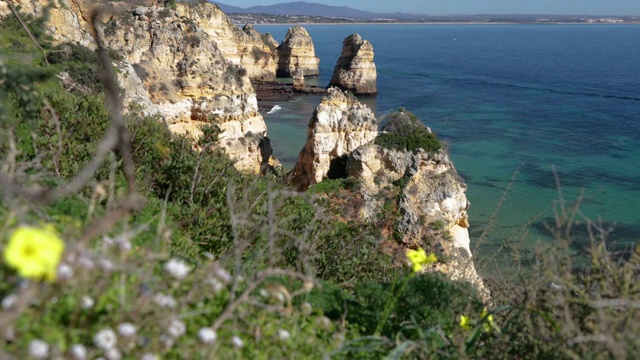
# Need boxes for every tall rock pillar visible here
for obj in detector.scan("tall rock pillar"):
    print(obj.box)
[329,33,377,95]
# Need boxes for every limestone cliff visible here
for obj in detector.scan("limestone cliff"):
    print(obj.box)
[7,0,278,173]
[293,87,377,190]
[277,26,320,78]
[243,24,278,53]
[345,112,488,298]
[175,3,276,81]
[0,0,94,47]
[101,4,277,173]
[329,33,377,95]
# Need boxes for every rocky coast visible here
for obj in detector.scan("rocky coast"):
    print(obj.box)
[0,0,487,297]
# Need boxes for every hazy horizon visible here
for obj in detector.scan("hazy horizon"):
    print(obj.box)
[218,1,640,16]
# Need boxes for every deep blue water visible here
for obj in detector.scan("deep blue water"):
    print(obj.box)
[256,24,640,264]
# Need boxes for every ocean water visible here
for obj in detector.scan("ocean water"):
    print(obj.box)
[256,24,640,265]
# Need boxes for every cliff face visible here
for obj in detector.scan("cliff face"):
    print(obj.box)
[277,26,320,78]
[293,87,377,190]
[0,0,94,47]
[7,0,278,174]
[243,24,278,53]
[329,33,377,95]
[175,3,277,81]
[102,4,276,174]
[345,117,488,298]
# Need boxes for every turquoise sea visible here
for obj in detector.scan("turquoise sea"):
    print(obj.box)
[255,24,640,267]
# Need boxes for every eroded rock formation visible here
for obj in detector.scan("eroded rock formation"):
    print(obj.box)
[293,87,377,190]
[102,3,277,173]
[175,3,277,81]
[0,0,94,47]
[345,113,488,298]
[243,24,278,53]
[7,0,279,174]
[330,33,377,95]
[277,26,320,78]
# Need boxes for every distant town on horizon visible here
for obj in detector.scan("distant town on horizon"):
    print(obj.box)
[210,1,640,24]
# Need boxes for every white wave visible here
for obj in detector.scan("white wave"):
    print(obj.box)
[267,105,282,114]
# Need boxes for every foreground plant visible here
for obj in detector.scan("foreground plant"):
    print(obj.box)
[3,225,64,282]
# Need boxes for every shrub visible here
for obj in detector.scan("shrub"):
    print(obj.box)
[375,109,442,153]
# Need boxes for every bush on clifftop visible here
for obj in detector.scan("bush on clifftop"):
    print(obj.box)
[375,109,442,153]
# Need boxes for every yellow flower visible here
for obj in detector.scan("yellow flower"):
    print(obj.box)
[3,225,65,281]
[459,315,472,331]
[406,248,437,273]
[481,308,495,333]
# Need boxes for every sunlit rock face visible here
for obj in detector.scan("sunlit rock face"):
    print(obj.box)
[1,0,95,47]
[175,3,277,81]
[345,118,489,299]
[329,33,377,95]
[102,3,278,173]
[276,26,320,78]
[293,87,378,190]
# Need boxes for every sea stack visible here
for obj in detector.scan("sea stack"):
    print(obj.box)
[277,26,320,78]
[293,87,378,191]
[329,33,377,95]
[345,111,488,298]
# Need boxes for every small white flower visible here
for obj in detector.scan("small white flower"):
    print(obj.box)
[164,258,191,280]
[103,235,116,247]
[1,293,18,310]
[159,334,174,348]
[153,293,177,309]
[78,255,95,269]
[213,266,231,283]
[57,262,74,280]
[197,327,217,344]
[118,240,132,252]
[317,316,331,330]
[274,292,286,304]
[141,354,159,360]
[259,288,269,298]
[206,278,224,293]
[230,335,244,349]
[301,302,313,316]
[28,339,49,359]
[70,344,88,360]
[118,322,137,337]
[277,329,290,341]
[105,347,122,360]
[167,319,186,338]
[81,295,95,309]
[99,259,115,272]
[94,328,117,350]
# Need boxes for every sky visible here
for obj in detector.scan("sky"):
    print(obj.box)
[224,0,640,16]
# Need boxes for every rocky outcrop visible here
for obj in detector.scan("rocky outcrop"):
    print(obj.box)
[102,4,277,173]
[243,24,278,53]
[1,0,94,47]
[293,87,377,190]
[9,0,279,173]
[277,26,319,78]
[0,1,10,18]
[330,33,377,95]
[345,112,488,298]
[175,3,276,81]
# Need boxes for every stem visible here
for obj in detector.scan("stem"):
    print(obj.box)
[374,273,413,336]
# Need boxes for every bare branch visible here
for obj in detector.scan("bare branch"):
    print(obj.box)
[6,1,49,65]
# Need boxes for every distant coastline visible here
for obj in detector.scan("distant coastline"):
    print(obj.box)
[228,12,640,26]
[253,22,640,26]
